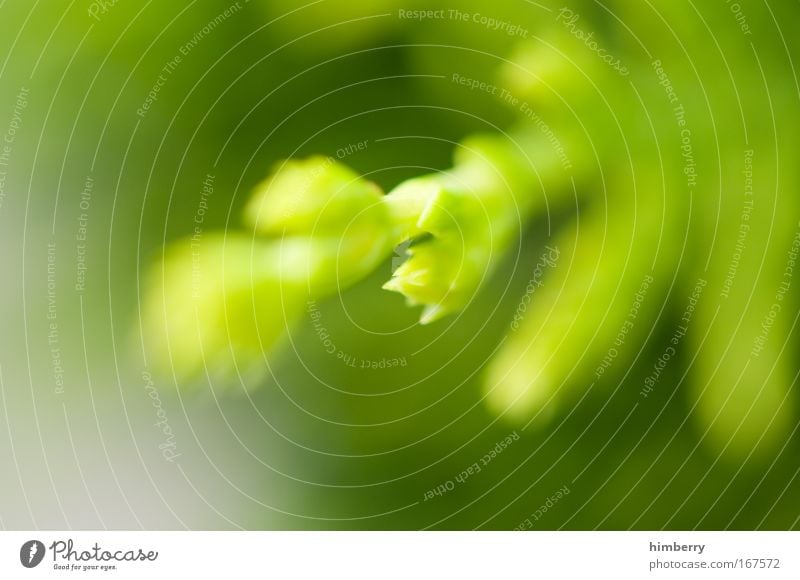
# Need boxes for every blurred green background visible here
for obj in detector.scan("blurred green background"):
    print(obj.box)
[0,0,797,530]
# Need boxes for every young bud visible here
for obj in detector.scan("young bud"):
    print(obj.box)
[245,156,389,238]
[382,132,572,324]
[143,160,398,383]
[141,234,308,384]
[484,185,677,423]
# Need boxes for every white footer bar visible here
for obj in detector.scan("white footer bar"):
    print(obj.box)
[1,531,797,578]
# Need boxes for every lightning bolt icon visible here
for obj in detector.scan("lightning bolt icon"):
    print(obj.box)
[28,542,38,564]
